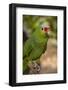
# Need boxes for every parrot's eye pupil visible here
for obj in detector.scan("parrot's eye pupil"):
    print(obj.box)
[42,28,43,30]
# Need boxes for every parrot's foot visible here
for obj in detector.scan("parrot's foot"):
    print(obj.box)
[28,61,41,74]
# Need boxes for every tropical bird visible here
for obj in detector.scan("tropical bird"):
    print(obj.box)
[23,19,51,74]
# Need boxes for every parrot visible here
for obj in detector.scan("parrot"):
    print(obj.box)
[23,18,52,74]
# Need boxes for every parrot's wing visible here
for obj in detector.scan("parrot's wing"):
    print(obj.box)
[23,38,35,73]
[29,42,47,60]
[29,47,44,60]
[29,33,48,60]
[23,39,32,58]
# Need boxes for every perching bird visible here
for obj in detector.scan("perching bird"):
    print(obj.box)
[23,20,50,74]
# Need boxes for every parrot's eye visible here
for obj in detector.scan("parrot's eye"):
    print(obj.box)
[42,27,50,33]
[42,28,43,30]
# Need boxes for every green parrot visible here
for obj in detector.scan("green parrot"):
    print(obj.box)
[23,19,50,74]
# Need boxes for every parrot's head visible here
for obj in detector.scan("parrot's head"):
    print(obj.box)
[41,22,51,37]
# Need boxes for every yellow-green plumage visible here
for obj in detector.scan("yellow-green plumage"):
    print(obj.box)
[23,28,49,73]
